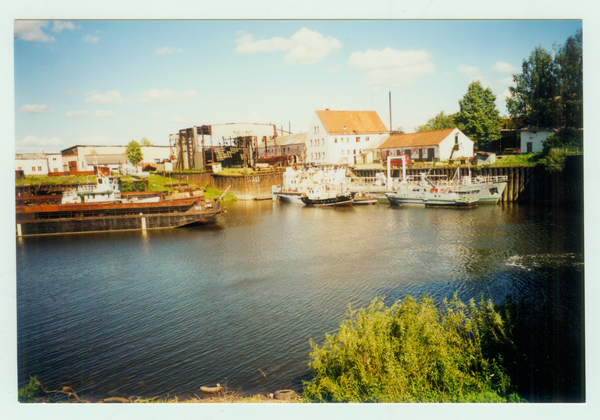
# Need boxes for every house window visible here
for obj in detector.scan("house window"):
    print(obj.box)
[38,166,42,171]
[366,137,370,141]
[32,167,35,172]
[347,138,349,143]
[455,133,459,144]
[310,140,313,147]
[356,137,360,142]
[17,166,22,170]
[335,138,337,143]
[311,153,314,159]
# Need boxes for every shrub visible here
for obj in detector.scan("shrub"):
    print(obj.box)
[540,148,567,173]
[303,294,521,403]
[18,377,41,403]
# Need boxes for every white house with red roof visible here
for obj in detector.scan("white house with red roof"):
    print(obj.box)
[306,109,390,165]
[377,128,474,162]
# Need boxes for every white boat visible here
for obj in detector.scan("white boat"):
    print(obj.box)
[384,156,480,207]
[385,174,480,207]
[61,175,160,204]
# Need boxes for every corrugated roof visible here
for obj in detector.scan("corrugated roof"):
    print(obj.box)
[378,128,456,149]
[316,110,388,135]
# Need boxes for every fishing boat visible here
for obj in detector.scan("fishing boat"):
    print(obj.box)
[385,180,480,208]
[16,175,224,236]
[384,156,479,208]
[300,190,355,207]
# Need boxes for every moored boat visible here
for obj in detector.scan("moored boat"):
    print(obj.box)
[300,191,355,207]
[16,175,223,236]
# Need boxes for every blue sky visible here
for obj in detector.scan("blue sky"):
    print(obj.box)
[12,19,582,153]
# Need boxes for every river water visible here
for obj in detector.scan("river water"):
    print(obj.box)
[16,201,584,402]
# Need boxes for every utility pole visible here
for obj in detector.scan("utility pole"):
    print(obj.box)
[389,91,392,134]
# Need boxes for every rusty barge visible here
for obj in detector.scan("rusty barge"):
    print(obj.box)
[16,175,223,236]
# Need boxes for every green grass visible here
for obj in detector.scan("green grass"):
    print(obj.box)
[302,294,523,403]
[489,153,539,167]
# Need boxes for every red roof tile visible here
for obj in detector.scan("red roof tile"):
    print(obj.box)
[316,110,388,135]
[378,128,456,148]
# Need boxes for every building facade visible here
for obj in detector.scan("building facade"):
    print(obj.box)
[305,110,389,165]
[378,128,474,162]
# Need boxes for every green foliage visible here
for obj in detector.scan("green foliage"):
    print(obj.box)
[539,148,567,173]
[415,111,456,132]
[507,30,582,130]
[126,140,144,166]
[18,377,41,402]
[455,81,501,150]
[202,182,237,201]
[303,294,520,403]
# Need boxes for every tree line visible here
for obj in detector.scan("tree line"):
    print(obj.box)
[414,29,582,152]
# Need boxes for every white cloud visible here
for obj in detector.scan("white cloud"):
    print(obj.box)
[136,89,198,104]
[83,34,100,44]
[155,47,185,55]
[151,111,162,116]
[18,104,56,114]
[235,28,342,66]
[65,90,79,96]
[66,110,117,118]
[348,48,435,87]
[169,116,186,123]
[457,65,480,77]
[85,90,122,105]
[14,21,55,42]
[52,21,79,33]
[492,62,520,73]
[16,135,65,152]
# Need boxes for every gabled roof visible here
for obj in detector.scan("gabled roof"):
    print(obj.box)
[378,128,457,149]
[316,110,388,135]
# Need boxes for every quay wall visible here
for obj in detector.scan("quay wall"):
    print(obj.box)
[169,171,283,200]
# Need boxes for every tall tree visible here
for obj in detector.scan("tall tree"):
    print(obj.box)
[414,111,456,132]
[140,137,154,146]
[507,46,559,129]
[454,81,501,151]
[554,29,583,129]
[126,140,143,166]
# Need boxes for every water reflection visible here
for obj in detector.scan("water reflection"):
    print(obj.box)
[17,201,583,401]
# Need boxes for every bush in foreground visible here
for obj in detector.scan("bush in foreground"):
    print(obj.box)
[303,294,522,403]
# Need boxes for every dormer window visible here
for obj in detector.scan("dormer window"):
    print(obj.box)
[342,125,347,130]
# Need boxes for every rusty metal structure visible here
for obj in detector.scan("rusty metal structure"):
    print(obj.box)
[171,123,286,170]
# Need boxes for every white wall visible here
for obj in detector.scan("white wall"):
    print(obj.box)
[305,112,388,165]
[46,154,63,173]
[15,158,49,175]
[438,129,474,160]
[520,130,553,153]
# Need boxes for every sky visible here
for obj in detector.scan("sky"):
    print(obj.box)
[12,19,583,153]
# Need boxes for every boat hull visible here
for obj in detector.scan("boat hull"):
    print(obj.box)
[300,193,354,207]
[272,191,305,203]
[16,198,222,236]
